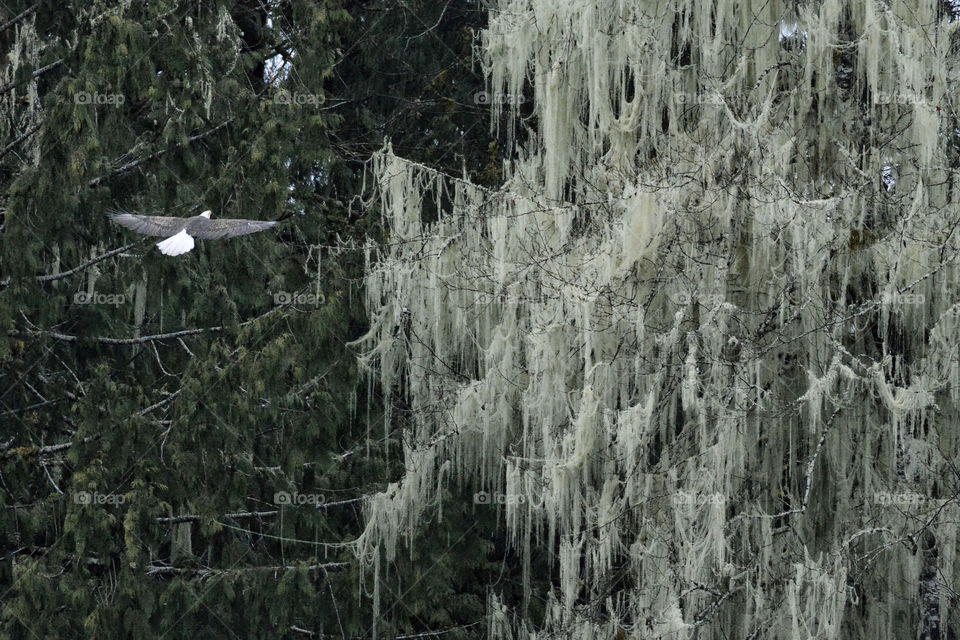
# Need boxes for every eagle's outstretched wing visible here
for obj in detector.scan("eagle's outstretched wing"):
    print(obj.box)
[188,218,277,240]
[108,212,189,237]
[109,210,277,256]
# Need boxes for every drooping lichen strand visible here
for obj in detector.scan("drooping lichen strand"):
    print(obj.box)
[355,1,960,637]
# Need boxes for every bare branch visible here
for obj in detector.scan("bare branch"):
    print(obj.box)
[0,123,41,161]
[156,510,279,525]
[1,242,141,290]
[88,120,233,188]
[2,437,96,461]
[0,59,62,95]
[0,5,37,34]
[137,388,184,416]
[155,498,365,525]
[37,242,142,283]
[11,302,286,345]
[145,561,347,578]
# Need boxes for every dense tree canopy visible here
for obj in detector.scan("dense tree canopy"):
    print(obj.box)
[4,1,960,639]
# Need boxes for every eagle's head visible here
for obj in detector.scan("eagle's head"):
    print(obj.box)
[200,210,212,219]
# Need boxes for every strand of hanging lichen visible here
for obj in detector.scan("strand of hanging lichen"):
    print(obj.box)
[2,17,41,166]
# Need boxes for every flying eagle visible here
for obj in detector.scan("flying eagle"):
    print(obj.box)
[109,210,277,256]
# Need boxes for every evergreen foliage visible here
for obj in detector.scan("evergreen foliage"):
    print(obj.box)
[0,1,500,638]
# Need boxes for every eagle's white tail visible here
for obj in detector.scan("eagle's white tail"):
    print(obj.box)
[157,229,195,256]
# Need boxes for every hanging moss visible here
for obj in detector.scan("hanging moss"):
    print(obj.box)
[356,1,960,638]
